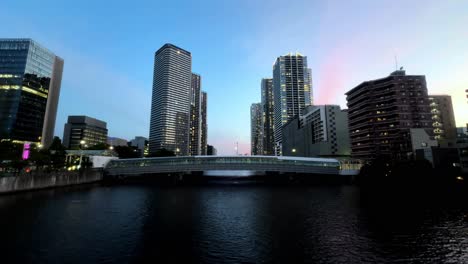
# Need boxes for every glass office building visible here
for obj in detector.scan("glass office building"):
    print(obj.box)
[0,39,63,147]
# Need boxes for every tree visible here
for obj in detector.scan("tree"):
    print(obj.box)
[114,146,140,159]
[147,148,175,157]
[87,143,110,150]
[29,148,51,169]
[0,141,23,161]
[48,137,67,170]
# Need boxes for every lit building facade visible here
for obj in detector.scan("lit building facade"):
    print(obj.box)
[282,105,350,157]
[428,95,457,144]
[63,116,108,149]
[273,53,312,155]
[149,44,191,156]
[346,70,433,160]
[0,39,63,147]
[261,78,275,155]
[251,103,263,155]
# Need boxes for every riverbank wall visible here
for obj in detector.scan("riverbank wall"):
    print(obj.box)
[0,169,103,194]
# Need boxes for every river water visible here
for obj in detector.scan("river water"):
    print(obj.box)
[0,183,466,263]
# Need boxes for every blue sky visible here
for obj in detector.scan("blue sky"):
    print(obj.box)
[1,0,467,154]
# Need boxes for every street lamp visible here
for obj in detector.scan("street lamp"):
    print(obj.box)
[109,146,114,150]
[292,148,296,153]
[176,148,180,156]
[78,140,86,169]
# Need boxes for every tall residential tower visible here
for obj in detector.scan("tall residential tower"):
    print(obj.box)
[189,73,202,155]
[261,78,275,155]
[149,44,192,155]
[0,39,63,147]
[272,53,312,155]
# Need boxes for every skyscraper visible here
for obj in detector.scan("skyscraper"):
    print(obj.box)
[428,95,457,143]
[189,73,201,156]
[261,78,275,155]
[272,53,312,155]
[251,103,263,155]
[149,44,192,156]
[0,39,63,147]
[200,91,207,155]
[346,69,433,160]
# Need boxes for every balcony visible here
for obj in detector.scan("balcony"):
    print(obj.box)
[348,99,372,110]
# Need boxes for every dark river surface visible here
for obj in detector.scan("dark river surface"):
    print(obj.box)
[0,182,466,263]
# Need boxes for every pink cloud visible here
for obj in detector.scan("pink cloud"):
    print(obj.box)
[209,133,251,155]
[314,46,350,106]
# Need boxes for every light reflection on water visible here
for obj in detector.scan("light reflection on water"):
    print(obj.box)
[0,184,466,263]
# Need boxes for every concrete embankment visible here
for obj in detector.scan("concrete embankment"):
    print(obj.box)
[0,169,103,194]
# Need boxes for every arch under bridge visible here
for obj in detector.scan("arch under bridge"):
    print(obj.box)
[104,156,361,179]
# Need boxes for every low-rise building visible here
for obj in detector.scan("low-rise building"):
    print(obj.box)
[63,116,108,149]
[282,105,351,157]
[130,136,148,157]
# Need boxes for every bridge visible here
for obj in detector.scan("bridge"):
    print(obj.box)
[105,156,361,180]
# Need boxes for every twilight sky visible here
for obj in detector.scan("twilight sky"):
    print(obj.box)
[1,0,467,154]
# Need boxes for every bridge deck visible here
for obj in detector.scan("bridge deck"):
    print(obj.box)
[105,156,360,177]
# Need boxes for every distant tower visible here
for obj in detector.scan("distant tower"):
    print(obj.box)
[261,78,275,155]
[272,52,312,155]
[200,91,208,155]
[149,44,192,155]
[251,103,263,155]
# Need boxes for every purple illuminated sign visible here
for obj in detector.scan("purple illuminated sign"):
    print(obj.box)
[22,143,31,160]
